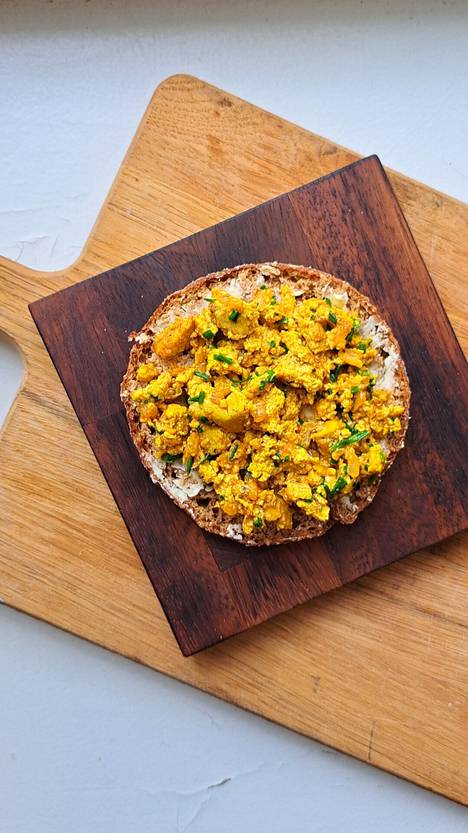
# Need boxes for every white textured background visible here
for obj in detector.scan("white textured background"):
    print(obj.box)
[1,1,467,831]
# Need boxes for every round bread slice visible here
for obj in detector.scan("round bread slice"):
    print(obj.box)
[121,263,410,546]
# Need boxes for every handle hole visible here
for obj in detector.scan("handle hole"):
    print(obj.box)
[0,332,25,431]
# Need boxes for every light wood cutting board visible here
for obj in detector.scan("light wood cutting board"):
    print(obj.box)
[1,75,467,803]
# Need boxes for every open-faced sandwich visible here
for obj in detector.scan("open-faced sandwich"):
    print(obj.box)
[121,263,410,546]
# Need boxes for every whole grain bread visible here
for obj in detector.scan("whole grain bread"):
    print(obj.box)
[121,263,410,546]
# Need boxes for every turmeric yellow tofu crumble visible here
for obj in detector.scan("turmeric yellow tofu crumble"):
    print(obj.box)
[126,271,406,538]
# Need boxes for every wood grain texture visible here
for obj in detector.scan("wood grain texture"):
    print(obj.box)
[29,156,468,656]
[1,75,467,797]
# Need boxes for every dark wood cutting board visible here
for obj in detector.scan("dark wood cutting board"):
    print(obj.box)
[29,155,468,655]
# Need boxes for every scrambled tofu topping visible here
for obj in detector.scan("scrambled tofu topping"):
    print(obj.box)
[131,285,404,534]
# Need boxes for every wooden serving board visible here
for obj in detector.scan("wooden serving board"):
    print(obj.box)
[1,76,467,799]
[30,155,468,656]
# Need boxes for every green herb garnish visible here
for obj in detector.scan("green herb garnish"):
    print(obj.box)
[260,283,267,289]
[204,297,214,303]
[253,516,263,528]
[213,352,233,364]
[202,329,215,340]
[185,456,194,474]
[325,297,332,307]
[229,443,239,460]
[328,311,337,325]
[188,390,206,404]
[357,342,367,352]
[200,453,218,463]
[279,316,288,325]
[346,318,360,342]
[330,365,343,383]
[199,416,209,423]
[331,429,370,451]
[269,340,276,348]
[270,296,277,305]
[329,475,348,496]
[367,474,377,485]
[351,385,360,394]
[194,370,210,381]
[161,453,181,462]
[259,369,276,391]
[228,309,240,322]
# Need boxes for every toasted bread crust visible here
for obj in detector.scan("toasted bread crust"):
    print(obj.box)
[121,263,410,546]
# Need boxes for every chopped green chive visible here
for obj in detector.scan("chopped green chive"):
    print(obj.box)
[213,352,233,364]
[189,391,206,404]
[229,443,239,460]
[228,309,240,322]
[161,453,181,462]
[259,369,276,391]
[194,370,210,381]
[331,429,370,451]
[325,297,332,307]
[185,456,194,474]
[280,342,289,353]
[260,283,267,289]
[279,316,288,325]
[329,475,348,496]
[195,425,204,434]
[202,329,215,340]
[330,365,343,383]
[328,311,337,325]
[380,448,386,462]
[253,516,263,528]
[351,385,360,394]
[272,453,290,465]
[357,342,367,352]
[204,297,214,303]
[298,417,304,425]
[346,318,361,342]
[270,296,277,305]
[200,452,218,463]
[367,474,377,485]
[269,340,276,348]
[199,416,209,423]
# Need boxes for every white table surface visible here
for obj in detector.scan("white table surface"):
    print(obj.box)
[1,2,467,831]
